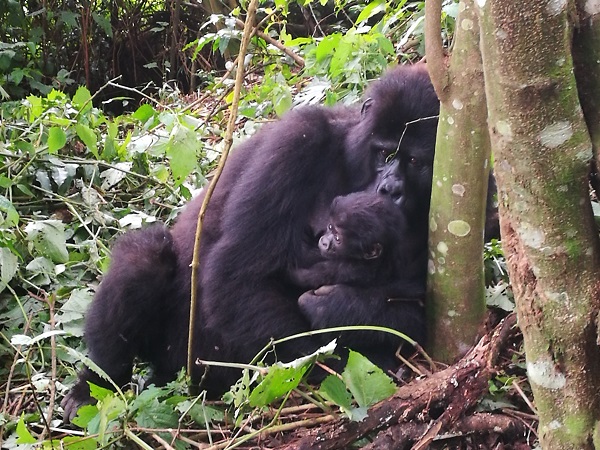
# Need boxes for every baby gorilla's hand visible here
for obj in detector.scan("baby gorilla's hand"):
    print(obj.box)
[298,285,342,329]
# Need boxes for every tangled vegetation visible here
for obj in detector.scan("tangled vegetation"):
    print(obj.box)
[0,1,534,448]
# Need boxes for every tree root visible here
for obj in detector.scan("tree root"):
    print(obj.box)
[277,313,525,450]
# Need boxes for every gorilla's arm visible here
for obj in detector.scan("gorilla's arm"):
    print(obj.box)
[298,282,426,347]
[288,260,375,289]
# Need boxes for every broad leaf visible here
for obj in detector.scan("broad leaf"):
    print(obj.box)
[75,124,99,158]
[73,86,92,113]
[24,220,69,263]
[47,127,67,153]
[342,350,396,409]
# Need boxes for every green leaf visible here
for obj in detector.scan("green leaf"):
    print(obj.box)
[318,375,353,414]
[73,86,92,113]
[167,126,199,186]
[342,350,396,409]
[58,288,93,336]
[315,34,340,62]
[60,10,80,28]
[16,413,36,444]
[92,11,113,37]
[248,362,309,407]
[0,247,19,294]
[26,94,43,122]
[47,127,67,153]
[89,383,115,402]
[176,401,224,426]
[355,0,386,24]
[46,436,97,449]
[95,394,126,441]
[0,194,19,226]
[134,400,179,429]
[70,405,99,429]
[75,124,99,158]
[132,104,156,123]
[273,85,292,117]
[24,219,69,263]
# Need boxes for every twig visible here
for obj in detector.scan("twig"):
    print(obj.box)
[186,0,260,378]
[512,379,538,415]
[234,18,305,67]
[2,309,34,415]
[39,293,58,441]
[151,432,176,450]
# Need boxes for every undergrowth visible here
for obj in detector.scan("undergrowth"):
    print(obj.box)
[0,2,519,448]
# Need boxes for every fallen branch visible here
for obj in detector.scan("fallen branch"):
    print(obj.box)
[277,314,521,450]
[364,412,525,449]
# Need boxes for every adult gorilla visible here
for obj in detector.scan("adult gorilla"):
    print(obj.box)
[62,64,439,421]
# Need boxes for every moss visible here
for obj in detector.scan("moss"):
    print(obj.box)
[562,413,595,443]
[564,238,582,259]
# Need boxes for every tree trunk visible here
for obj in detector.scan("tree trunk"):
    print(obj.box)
[478,2,600,448]
[425,0,491,362]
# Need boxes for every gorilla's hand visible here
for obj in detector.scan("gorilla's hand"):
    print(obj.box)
[298,287,338,329]
[313,285,336,295]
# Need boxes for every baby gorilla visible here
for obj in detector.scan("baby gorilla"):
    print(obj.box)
[290,191,409,291]
[291,191,425,370]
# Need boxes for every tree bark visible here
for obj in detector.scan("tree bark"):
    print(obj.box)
[425,0,491,362]
[477,2,600,448]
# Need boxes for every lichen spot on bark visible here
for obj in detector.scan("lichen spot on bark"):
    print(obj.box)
[496,120,513,141]
[548,420,563,430]
[476,0,486,8]
[577,147,593,161]
[447,116,455,125]
[546,0,566,16]
[447,310,459,317]
[437,241,449,256]
[452,99,464,110]
[545,291,569,303]
[430,217,438,232]
[585,0,600,15]
[539,121,573,149]
[518,222,545,249]
[428,259,436,275]
[460,18,474,30]
[452,184,465,197]
[527,359,566,390]
[448,220,471,237]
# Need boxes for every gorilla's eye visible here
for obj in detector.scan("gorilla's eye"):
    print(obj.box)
[334,234,340,243]
[408,156,418,165]
[328,224,333,230]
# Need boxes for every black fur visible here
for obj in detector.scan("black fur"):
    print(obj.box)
[62,64,440,422]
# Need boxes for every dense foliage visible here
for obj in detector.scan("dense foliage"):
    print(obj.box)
[0,1,523,448]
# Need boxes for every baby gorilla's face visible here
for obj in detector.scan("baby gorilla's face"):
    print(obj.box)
[318,223,343,256]
[319,222,382,261]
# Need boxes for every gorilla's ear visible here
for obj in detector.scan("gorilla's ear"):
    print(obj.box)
[361,97,373,116]
[364,242,382,260]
